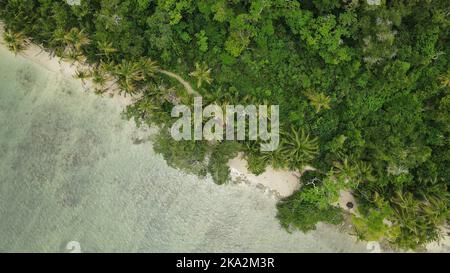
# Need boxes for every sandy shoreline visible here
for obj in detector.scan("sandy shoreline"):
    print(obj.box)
[0,24,132,108]
[2,23,449,253]
[0,23,301,198]
[228,153,301,198]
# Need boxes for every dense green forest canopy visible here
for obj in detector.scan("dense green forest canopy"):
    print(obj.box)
[1,0,449,250]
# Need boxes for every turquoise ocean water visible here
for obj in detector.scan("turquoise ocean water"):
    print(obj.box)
[0,46,367,252]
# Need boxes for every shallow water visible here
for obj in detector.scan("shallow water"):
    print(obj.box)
[0,46,368,252]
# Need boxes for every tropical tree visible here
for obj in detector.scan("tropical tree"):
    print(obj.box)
[96,41,117,57]
[114,60,144,95]
[117,78,137,95]
[390,179,449,249]
[2,29,27,54]
[189,62,212,88]
[332,158,375,187]
[98,60,116,74]
[279,127,319,169]
[140,58,159,80]
[63,27,90,51]
[61,48,87,65]
[157,84,180,105]
[141,83,173,104]
[91,68,110,89]
[260,148,285,170]
[115,60,144,82]
[305,91,332,113]
[49,27,67,50]
[352,193,399,242]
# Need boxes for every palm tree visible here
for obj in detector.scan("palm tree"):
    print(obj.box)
[50,27,67,49]
[64,27,90,51]
[305,91,331,113]
[260,148,285,169]
[73,68,90,85]
[204,88,253,114]
[189,62,212,88]
[333,158,358,181]
[279,127,319,170]
[140,58,159,80]
[140,83,178,105]
[98,60,116,74]
[390,187,448,249]
[117,78,137,95]
[157,84,180,104]
[2,30,28,55]
[61,48,87,65]
[91,68,109,89]
[332,158,375,186]
[114,60,145,95]
[97,41,117,57]
[115,60,144,82]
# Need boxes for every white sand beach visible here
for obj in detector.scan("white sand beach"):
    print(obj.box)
[0,23,302,199]
[0,23,132,108]
[228,153,301,198]
[1,23,447,253]
[0,38,370,252]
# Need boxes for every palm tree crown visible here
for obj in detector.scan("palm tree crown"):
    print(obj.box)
[280,127,319,169]
[97,41,118,56]
[189,62,212,88]
[305,91,331,113]
[64,27,90,51]
[114,60,145,95]
[140,58,159,80]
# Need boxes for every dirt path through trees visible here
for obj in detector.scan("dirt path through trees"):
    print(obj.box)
[159,69,200,97]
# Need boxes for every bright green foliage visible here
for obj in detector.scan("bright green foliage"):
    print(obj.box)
[277,170,347,232]
[97,41,118,56]
[305,91,332,113]
[277,191,344,233]
[159,0,194,25]
[352,193,400,242]
[123,83,178,127]
[63,27,90,51]
[299,174,344,210]
[390,181,449,249]
[153,128,209,178]
[208,142,241,185]
[189,62,212,88]
[195,30,208,53]
[279,127,319,169]
[114,60,145,95]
